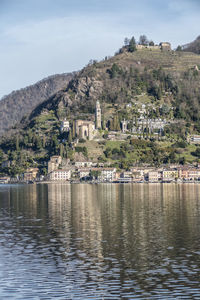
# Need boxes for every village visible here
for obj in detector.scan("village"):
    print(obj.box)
[1,99,200,184]
[2,156,200,184]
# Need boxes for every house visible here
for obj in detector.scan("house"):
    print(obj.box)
[0,176,10,184]
[190,135,200,144]
[23,168,39,182]
[118,171,132,182]
[49,169,71,181]
[78,168,90,179]
[178,168,189,180]
[98,168,116,182]
[188,169,200,181]
[162,169,178,181]
[75,161,93,168]
[148,171,160,182]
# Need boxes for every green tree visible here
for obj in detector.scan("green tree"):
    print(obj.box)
[72,121,76,138]
[128,36,137,52]
[59,143,64,158]
[124,37,130,46]
[139,35,148,45]
[67,130,72,143]
[16,136,20,152]
[113,114,120,131]
[176,45,182,51]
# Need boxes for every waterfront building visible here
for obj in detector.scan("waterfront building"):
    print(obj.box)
[49,169,71,181]
[178,168,189,180]
[98,168,116,182]
[23,168,39,182]
[118,171,132,183]
[187,169,200,181]
[78,168,90,179]
[148,171,160,182]
[0,176,10,184]
[162,169,178,181]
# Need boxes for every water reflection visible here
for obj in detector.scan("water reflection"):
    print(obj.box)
[0,183,200,299]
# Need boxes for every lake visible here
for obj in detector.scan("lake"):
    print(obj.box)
[0,183,200,299]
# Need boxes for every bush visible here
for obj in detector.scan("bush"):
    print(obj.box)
[79,138,86,143]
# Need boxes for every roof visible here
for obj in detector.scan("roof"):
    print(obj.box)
[51,169,71,173]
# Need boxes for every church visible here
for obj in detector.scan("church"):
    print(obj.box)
[75,101,101,140]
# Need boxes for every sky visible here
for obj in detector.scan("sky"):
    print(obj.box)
[0,0,200,99]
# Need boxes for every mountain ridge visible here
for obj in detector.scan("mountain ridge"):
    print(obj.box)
[0,72,76,136]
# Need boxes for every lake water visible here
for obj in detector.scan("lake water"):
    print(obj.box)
[0,183,200,299]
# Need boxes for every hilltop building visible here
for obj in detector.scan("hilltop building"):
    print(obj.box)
[136,42,171,51]
[160,42,171,51]
[95,101,101,129]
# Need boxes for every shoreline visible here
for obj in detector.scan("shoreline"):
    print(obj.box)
[7,180,200,185]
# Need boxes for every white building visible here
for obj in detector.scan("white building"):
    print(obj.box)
[78,168,90,179]
[49,169,71,181]
[148,171,160,182]
[60,119,70,132]
[121,120,128,133]
[98,168,116,182]
[190,135,200,144]
[75,161,93,168]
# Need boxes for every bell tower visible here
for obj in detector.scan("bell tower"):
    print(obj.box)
[95,101,101,129]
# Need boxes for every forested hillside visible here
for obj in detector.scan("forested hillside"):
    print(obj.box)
[0,72,75,136]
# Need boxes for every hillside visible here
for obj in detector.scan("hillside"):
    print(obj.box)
[182,36,200,54]
[0,72,75,136]
[1,44,200,175]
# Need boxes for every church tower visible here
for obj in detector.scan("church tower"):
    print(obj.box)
[95,101,101,129]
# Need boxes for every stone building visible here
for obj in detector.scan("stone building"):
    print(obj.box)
[136,42,171,51]
[160,42,171,51]
[48,156,62,173]
[95,101,101,129]
[23,168,39,182]
[75,120,95,140]
[136,44,160,50]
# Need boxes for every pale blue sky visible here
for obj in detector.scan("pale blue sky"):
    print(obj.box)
[0,0,199,98]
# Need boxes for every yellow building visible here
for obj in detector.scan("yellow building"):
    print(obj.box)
[23,168,39,181]
[162,169,178,181]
